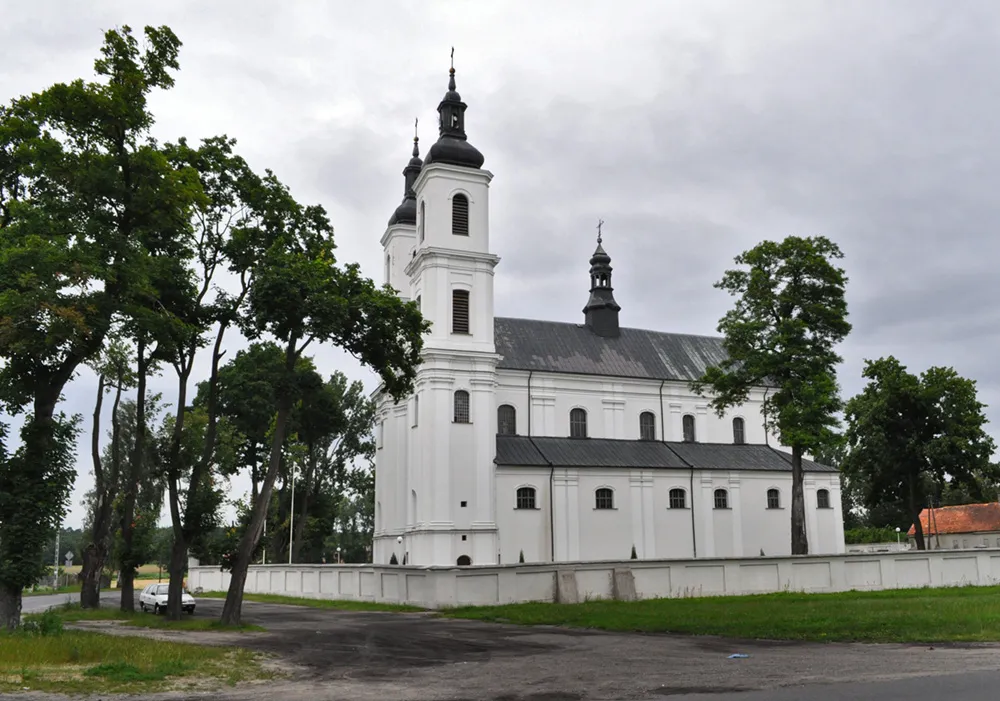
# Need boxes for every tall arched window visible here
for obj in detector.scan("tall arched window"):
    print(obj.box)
[453,390,470,423]
[452,289,470,334]
[595,488,614,510]
[639,411,656,441]
[452,193,469,236]
[570,408,588,438]
[682,414,696,442]
[498,404,517,435]
[732,417,746,444]
[767,488,781,509]
[669,488,687,509]
[516,486,536,510]
[419,201,425,242]
[714,488,729,509]
[817,488,831,509]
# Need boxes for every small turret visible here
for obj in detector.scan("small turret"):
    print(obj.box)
[582,220,621,338]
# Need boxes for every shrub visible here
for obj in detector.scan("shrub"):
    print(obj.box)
[21,610,64,637]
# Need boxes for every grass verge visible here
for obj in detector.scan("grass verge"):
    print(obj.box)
[442,585,1000,643]
[23,585,79,597]
[197,590,425,612]
[0,626,271,694]
[48,603,265,632]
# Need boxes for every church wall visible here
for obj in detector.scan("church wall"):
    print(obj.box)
[495,467,843,564]
[495,369,781,447]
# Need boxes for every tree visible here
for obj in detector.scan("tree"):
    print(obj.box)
[218,179,428,625]
[843,357,998,550]
[157,137,265,620]
[692,236,851,555]
[0,25,197,628]
[80,340,134,608]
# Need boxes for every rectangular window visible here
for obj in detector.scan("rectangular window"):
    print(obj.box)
[452,289,470,334]
[412,394,419,427]
[377,420,384,449]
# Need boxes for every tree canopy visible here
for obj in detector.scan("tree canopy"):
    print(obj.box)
[0,24,199,629]
[843,356,998,550]
[692,235,851,554]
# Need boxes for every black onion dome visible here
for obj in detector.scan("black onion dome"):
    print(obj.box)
[388,130,423,226]
[424,66,485,169]
[590,242,611,267]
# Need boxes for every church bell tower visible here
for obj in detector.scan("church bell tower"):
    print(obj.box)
[398,54,501,566]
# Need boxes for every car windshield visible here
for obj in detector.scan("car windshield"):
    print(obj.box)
[155,584,169,595]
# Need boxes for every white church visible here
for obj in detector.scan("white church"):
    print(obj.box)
[372,64,846,567]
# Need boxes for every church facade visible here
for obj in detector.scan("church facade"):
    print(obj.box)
[373,64,846,567]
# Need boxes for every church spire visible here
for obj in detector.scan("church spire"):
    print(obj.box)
[425,48,485,169]
[583,220,621,338]
[388,118,423,226]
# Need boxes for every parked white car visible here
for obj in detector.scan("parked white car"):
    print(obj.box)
[139,582,196,614]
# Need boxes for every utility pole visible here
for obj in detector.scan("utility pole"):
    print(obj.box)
[53,528,60,589]
[288,466,296,565]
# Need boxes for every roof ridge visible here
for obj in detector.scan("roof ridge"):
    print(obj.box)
[494,315,723,341]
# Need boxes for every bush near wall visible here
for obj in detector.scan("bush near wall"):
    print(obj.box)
[845,527,900,544]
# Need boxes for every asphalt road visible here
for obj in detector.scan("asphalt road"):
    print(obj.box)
[19,591,1000,700]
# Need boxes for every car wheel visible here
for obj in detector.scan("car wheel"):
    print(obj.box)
[140,603,145,612]
[153,604,160,615]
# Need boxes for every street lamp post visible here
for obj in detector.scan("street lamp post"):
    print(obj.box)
[895,527,901,546]
[336,546,341,564]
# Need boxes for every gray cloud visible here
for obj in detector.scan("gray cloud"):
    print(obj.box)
[3,0,1000,526]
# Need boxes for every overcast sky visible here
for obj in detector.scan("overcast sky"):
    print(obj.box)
[4,0,1000,529]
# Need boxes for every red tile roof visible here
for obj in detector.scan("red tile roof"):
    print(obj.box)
[907,502,1000,536]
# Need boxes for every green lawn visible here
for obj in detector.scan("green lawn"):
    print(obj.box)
[50,603,265,632]
[1,614,271,694]
[443,585,1000,643]
[23,585,79,597]
[196,590,425,612]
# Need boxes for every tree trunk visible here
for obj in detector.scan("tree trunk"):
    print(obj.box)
[909,478,926,550]
[790,445,809,555]
[166,371,192,620]
[120,341,147,612]
[81,376,123,609]
[0,582,21,632]
[220,397,294,626]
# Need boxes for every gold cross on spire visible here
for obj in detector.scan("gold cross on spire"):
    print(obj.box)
[597,219,605,245]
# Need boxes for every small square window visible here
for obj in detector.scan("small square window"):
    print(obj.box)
[460,501,467,507]
[461,535,467,541]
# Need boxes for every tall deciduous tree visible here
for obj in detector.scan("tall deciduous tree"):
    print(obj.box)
[218,182,428,625]
[0,25,197,629]
[158,137,269,620]
[80,340,134,608]
[843,356,998,550]
[692,236,851,555]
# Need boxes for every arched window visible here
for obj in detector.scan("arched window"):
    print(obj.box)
[456,554,472,566]
[498,404,517,435]
[452,193,469,236]
[682,414,696,442]
[384,253,391,283]
[767,488,781,509]
[595,488,614,510]
[452,289,470,334]
[412,394,419,427]
[732,417,746,444]
[570,408,588,438]
[817,488,831,509]
[714,488,729,509]
[639,411,656,441]
[669,488,687,509]
[516,486,536,510]
[419,201,425,242]
[453,390,470,423]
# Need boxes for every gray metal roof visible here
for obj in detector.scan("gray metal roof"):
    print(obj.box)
[494,317,730,381]
[495,435,836,473]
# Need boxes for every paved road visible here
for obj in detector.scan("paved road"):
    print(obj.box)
[680,671,1000,700]
[20,591,76,614]
[21,592,1000,700]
